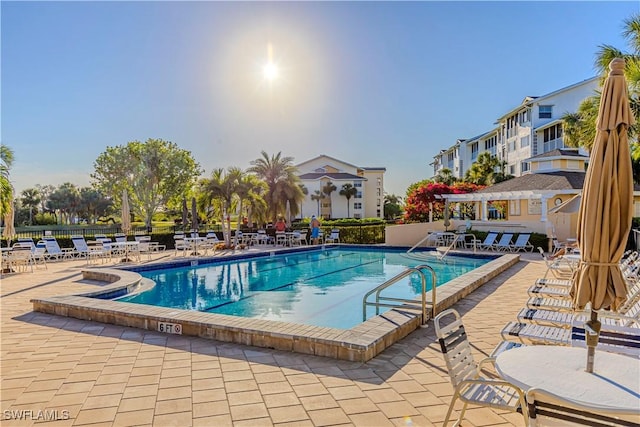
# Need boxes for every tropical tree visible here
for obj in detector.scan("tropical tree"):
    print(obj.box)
[464,152,512,185]
[310,190,325,216]
[339,183,358,218]
[248,151,302,223]
[434,168,457,185]
[92,138,202,228]
[78,187,112,224]
[20,188,41,225]
[384,193,403,220]
[234,172,267,235]
[200,167,242,246]
[561,14,640,181]
[48,182,81,224]
[0,145,14,217]
[35,184,55,215]
[321,181,337,218]
[406,178,433,201]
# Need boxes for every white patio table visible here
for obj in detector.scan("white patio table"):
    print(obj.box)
[495,345,640,422]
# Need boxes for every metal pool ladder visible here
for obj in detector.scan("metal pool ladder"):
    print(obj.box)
[362,264,437,325]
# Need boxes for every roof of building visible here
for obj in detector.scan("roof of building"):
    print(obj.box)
[527,149,589,161]
[296,154,360,170]
[477,172,585,193]
[360,167,387,171]
[298,172,365,181]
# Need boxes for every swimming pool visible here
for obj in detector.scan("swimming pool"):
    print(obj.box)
[120,247,490,329]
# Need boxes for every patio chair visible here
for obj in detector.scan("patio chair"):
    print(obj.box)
[31,241,48,269]
[71,236,107,263]
[478,231,499,251]
[42,237,74,260]
[289,231,305,246]
[538,247,575,279]
[434,308,528,426]
[17,238,36,251]
[253,229,272,246]
[174,234,190,256]
[325,229,340,244]
[275,231,287,246]
[491,233,514,252]
[510,233,534,252]
[526,387,640,427]
[114,233,127,243]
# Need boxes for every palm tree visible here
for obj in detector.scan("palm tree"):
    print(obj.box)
[21,188,41,225]
[562,14,640,152]
[200,167,242,246]
[434,168,457,185]
[0,145,14,217]
[339,183,358,218]
[464,152,511,185]
[310,190,325,216]
[234,173,267,236]
[248,151,302,223]
[321,181,337,218]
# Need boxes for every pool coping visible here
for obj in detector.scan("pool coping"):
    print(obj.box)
[31,250,519,362]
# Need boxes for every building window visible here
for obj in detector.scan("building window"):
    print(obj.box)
[519,110,530,123]
[377,177,381,186]
[354,202,362,210]
[355,192,362,199]
[471,142,478,160]
[484,136,497,155]
[520,135,530,148]
[509,165,516,175]
[354,182,362,188]
[376,209,381,217]
[376,199,381,206]
[354,213,361,219]
[539,105,553,119]
[376,188,381,196]
[543,124,564,152]
[521,161,530,173]
[508,140,516,152]
[509,200,521,216]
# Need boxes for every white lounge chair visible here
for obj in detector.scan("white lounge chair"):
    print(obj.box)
[325,229,340,244]
[42,237,74,260]
[71,236,107,263]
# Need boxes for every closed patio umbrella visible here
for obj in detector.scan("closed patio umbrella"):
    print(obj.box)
[121,189,131,235]
[191,197,199,233]
[182,197,188,232]
[2,199,15,247]
[571,58,635,373]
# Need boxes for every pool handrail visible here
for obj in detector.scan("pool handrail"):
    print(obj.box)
[362,264,437,325]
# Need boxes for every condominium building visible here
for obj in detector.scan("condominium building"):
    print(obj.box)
[431,77,599,179]
[296,155,386,219]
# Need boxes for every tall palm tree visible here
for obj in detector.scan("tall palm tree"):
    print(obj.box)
[248,151,303,223]
[339,183,358,218]
[310,190,325,216]
[321,181,337,219]
[0,145,14,217]
[21,188,41,225]
[562,14,640,153]
[464,152,511,185]
[434,168,457,185]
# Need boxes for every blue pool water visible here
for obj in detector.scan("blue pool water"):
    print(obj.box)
[121,247,491,329]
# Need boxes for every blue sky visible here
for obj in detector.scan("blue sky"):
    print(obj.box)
[3,1,638,198]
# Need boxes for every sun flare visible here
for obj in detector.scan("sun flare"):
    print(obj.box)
[263,62,279,81]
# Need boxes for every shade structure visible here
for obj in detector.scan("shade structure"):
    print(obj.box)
[191,197,198,232]
[548,193,581,215]
[571,58,635,372]
[2,199,15,247]
[121,189,131,235]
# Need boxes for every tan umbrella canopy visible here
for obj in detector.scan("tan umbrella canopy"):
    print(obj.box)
[121,189,131,235]
[548,193,581,215]
[2,199,15,247]
[571,58,635,372]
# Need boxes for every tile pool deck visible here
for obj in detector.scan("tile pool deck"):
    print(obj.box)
[1,250,545,426]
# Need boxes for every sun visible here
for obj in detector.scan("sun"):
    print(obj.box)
[263,62,279,81]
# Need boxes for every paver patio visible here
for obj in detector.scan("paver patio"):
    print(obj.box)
[1,251,545,426]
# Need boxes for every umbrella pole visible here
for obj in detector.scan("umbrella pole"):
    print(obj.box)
[585,309,601,373]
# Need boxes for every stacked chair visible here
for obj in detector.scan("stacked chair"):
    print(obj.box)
[497,250,640,358]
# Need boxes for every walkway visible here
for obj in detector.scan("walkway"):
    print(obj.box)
[1,251,545,426]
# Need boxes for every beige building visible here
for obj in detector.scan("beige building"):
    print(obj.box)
[296,155,386,219]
